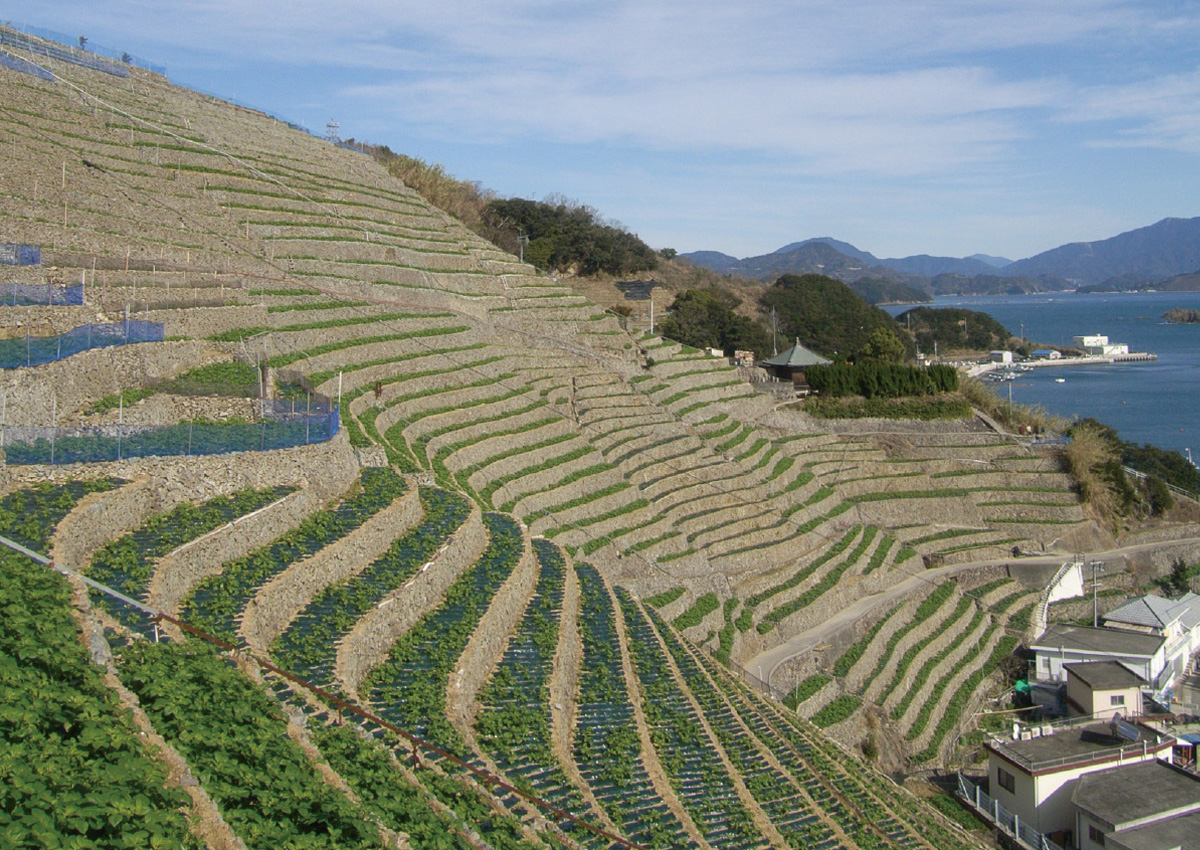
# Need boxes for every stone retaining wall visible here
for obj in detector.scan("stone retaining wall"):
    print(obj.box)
[0,340,226,423]
[239,487,424,651]
[446,529,539,732]
[143,304,269,339]
[337,504,489,698]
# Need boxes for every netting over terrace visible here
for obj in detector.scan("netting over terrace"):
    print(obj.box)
[0,244,41,266]
[0,283,83,306]
[0,30,129,77]
[0,52,53,80]
[1,22,165,74]
[0,404,338,465]
[0,321,163,369]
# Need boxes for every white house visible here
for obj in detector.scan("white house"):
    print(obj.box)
[1073,759,1200,850]
[990,349,1014,364]
[1102,593,1200,695]
[985,717,1173,846]
[1032,623,1167,688]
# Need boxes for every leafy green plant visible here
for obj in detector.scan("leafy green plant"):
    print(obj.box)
[0,548,197,850]
[784,674,831,710]
[119,641,379,849]
[671,592,719,630]
[183,468,406,641]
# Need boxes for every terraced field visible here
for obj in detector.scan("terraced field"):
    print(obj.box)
[0,27,1115,848]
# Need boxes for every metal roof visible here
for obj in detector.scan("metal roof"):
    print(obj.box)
[759,339,831,368]
[1033,623,1165,658]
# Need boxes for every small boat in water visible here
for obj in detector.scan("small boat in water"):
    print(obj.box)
[1055,377,1066,383]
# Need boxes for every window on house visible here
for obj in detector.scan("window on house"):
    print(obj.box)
[997,767,1015,793]
[1089,824,1106,846]
[1110,694,1125,706]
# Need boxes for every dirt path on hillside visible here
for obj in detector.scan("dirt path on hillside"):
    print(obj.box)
[749,535,1200,684]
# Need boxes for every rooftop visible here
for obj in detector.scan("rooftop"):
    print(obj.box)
[1033,623,1165,658]
[987,719,1168,773]
[1104,593,1200,632]
[1073,760,1200,830]
[759,339,831,368]
[1109,809,1200,850]
[1066,660,1147,690]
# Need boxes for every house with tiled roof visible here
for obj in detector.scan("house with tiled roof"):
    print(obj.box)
[1104,593,1200,693]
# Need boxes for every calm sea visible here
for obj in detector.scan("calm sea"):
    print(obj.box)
[883,292,1200,457]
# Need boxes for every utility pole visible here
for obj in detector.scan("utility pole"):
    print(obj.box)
[1089,560,1104,627]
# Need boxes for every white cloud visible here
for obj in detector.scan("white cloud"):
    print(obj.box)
[1063,70,1200,153]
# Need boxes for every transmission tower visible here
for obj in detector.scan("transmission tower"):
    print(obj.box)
[325,119,341,143]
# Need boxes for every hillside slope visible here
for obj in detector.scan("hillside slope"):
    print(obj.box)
[0,28,1121,849]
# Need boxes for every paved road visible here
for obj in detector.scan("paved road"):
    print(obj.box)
[748,536,1200,685]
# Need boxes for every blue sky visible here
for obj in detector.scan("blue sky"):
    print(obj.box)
[7,1,1200,260]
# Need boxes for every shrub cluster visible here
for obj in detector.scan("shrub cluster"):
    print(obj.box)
[805,363,958,398]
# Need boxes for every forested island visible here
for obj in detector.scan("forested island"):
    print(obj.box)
[1163,307,1200,323]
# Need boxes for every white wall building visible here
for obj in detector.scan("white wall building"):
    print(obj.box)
[1032,624,1167,688]
[1073,334,1130,356]
[985,718,1173,846]
[1073,760,1200,850]
[1102,593,1200,695]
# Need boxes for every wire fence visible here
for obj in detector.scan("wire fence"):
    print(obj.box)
[957,773,1065,850]
[0,51,52,81]
[0,405,338,465]
[0,283,83,306]
[0,243,41,265]
[0,22,163,75]
[0,29,129,78]
[0,320,163,370]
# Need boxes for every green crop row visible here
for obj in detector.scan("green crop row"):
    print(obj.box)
[877,596,974,704]
[645,586,686,608]
[541,497,651,540]
[267,325,472,368]
[0,479,123,550]
[305,343,488,388]
[624,529,681,555]
[310,724,479,848]
[119,641,380,850]
[811,695,862,728]
[858,581,957,694]
[272,487,471,681]
[89,485,294,626]
[912,636,1019,763]
[407,399,549,465]
[890,607,989,721]
[182,468,407,641]
[0,542,196,850]
[862,534,896,575]
[365,513,523,756]
[498,457,609,513]
[832,604,902,678]
[672,592,719,630]
[783,674,831,710]
[758,527,879,633]
[523,480,631,522]
[747,526,861,609]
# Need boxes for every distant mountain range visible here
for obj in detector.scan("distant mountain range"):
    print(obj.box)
[679,216,1200,294]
